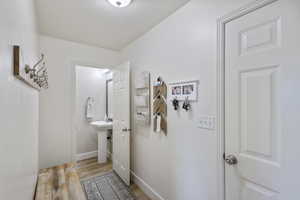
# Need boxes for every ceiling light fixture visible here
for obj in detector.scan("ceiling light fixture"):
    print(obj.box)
[107,0,132,8]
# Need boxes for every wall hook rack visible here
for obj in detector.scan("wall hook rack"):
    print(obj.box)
[13,45,48,90]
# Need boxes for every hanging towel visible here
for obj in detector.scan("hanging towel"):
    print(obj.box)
[156,114,161,132]
[153,115,157,132]
[86,97,94,121]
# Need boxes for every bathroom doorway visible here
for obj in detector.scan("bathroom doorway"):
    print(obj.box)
[73,65,113,162]
[71,62,131,185]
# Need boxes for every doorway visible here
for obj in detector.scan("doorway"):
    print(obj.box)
[70,62,132,185]
[74,65,112,161]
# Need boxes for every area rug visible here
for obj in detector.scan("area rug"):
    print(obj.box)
[81,171,135,200]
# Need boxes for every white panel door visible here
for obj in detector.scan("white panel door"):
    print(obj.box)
[225,1,299,199]
[112,62,131,185]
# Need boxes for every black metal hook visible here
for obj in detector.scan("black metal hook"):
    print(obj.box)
[172,97,179,110]
[182,97,191,111]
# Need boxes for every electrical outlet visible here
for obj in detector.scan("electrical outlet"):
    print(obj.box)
[197,115,215,130]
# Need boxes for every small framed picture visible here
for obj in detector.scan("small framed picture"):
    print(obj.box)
[182,84,194,95]
[172,86,182,95]
[169,80,198,101]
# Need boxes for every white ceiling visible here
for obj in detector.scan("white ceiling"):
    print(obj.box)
[35,0,190,50]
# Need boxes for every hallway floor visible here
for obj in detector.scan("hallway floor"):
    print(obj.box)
[76,157,151,200]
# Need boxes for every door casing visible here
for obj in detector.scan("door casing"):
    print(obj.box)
[216,0,279,199]
[70,61,112,163]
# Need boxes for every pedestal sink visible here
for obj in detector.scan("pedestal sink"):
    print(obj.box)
[90,121,113,164]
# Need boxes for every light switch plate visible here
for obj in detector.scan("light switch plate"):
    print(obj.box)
[197,115,216,130]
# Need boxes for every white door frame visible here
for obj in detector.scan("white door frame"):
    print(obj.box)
[216,0,279,199]
[69,60,113,163]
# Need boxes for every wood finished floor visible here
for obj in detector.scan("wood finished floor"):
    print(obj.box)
[76,157,151,200]
[36,163,86,200]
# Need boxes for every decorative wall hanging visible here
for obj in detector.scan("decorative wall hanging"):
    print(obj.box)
[153,76,167,134]
[13,45,48,90]
[169,80,198,101]
[134,71,150,125]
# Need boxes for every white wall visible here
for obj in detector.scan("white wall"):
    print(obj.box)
[75,66,107,154]
[39,36,120,169]
[121,0,253,199]
[0,0,39,199]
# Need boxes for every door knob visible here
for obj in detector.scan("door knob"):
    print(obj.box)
[224,155,238,165]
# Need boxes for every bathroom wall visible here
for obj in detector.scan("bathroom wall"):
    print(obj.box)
[121,0,253,199]
[39,36,120,169]
[0,0,39,199]
[75,66,108,155]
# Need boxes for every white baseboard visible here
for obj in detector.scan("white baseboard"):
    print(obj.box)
[131,171,166,200]
[76,151,98,161]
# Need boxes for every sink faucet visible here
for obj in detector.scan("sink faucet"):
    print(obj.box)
[107,118,113,122]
